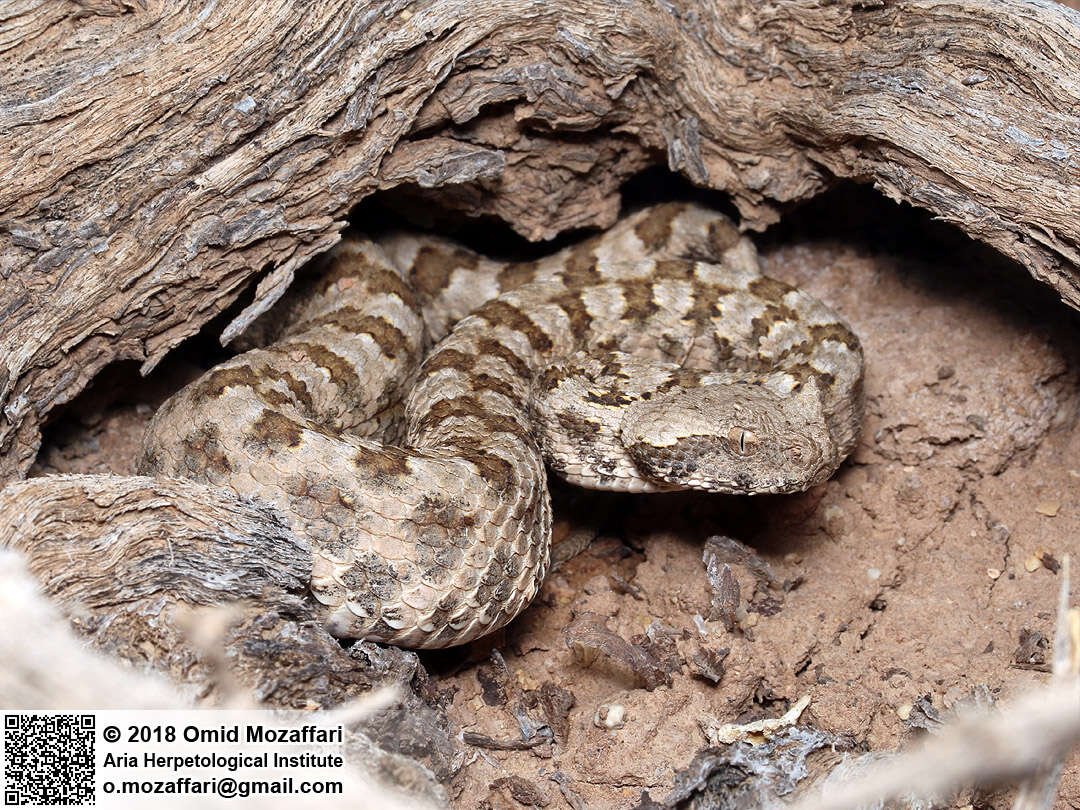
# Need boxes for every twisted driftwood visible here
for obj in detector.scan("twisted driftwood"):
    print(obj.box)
[1,0,1079,482]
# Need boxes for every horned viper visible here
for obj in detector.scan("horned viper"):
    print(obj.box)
[139,203,864,648]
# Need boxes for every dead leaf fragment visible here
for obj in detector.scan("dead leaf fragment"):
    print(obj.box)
[700,694,811,745]
[563,612,671,690]
[1012,627,1049,670]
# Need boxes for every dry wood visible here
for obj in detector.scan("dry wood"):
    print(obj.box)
[0,473,461,787]
[0,473,315,693]
[2,0,1079,486]
[0,548,439,809]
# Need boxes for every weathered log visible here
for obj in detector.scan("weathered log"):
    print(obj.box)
[0,473,461,788]
[0,546,445,808]
[2,0,1079,483]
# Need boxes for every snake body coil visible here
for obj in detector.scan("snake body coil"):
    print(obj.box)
[139,203,864,648]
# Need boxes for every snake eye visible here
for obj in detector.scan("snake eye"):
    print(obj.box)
[726,426,760,456]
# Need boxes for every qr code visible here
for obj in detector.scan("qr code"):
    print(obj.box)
[4,715,95,806]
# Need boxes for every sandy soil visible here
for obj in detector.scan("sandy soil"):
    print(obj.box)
[31,185,1080,809]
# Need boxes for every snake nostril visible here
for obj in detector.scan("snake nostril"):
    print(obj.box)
[787,442,821,469]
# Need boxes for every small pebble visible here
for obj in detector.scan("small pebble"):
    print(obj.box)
[593,704,626,730]
[1036,501,1060,517]
[896,703,913,720]
[987,568,1001,580]
[867,568,881,581]
[823,504,845,533]
[1024,555,1042,573]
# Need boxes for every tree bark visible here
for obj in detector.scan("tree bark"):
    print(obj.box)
[2,0,1079,482]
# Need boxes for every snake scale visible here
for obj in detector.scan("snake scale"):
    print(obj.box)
[138,203,864,649]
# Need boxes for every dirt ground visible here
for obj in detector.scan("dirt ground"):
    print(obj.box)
[30,184,1080,809]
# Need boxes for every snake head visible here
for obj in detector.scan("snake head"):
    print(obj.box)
[619,377,841,494]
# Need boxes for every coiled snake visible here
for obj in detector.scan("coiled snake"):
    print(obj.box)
[138,203,864,648]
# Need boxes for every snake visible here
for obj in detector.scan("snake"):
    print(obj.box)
[137,203,864,649]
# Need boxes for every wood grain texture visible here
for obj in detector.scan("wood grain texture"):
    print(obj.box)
[2,0,1079,481]
[0,473,460,789]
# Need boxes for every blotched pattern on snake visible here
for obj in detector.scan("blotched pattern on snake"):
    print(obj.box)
[138,203,864,648]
